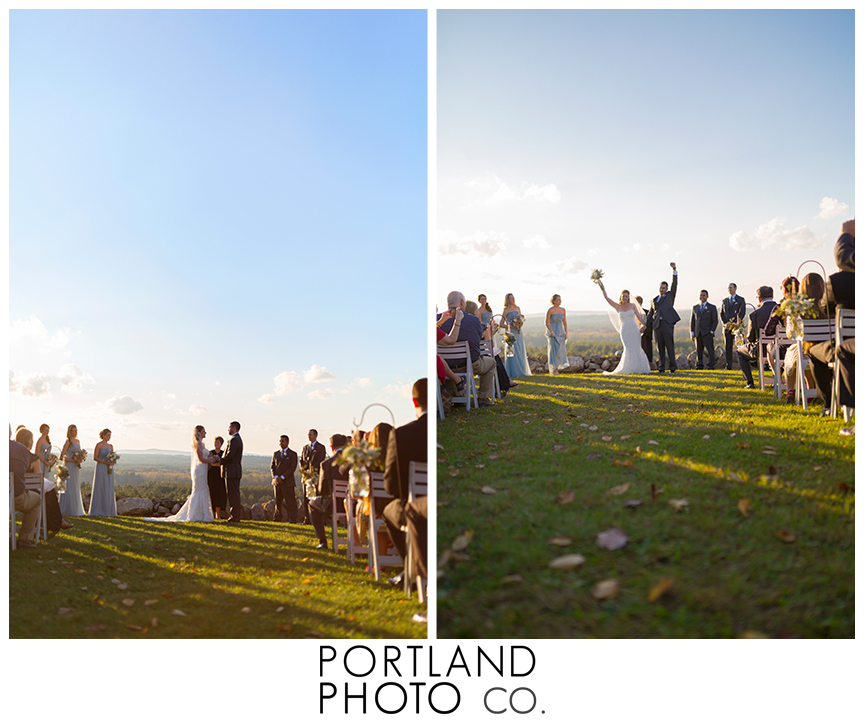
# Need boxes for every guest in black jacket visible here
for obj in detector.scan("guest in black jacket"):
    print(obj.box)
[737,286,778,389]
[310,434,349,550]
[271,435,299,523]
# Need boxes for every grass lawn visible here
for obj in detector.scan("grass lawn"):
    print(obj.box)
[437,369,854,639]
[9,518,424,639]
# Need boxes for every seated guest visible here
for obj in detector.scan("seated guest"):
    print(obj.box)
[809,221,855,415]
[737,285,778,389]
[15,426,70,536]
[781,272,826,403]
[310,434,349,550]
[439,291,497,407]
[437,308,467,396]
[764,275,799,373]
[271,435,298,523]
[10,426,42,549]
[465,300,491,340]
[383,379,428,586]
[405,495,428,590]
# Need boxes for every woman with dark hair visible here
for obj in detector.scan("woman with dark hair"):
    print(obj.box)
[478,294,495,335]
[208,435,227,519]
[89,428,117,517]
[765,275,800,374]
[502,293,532,378]
[545,294,569,374]
[781,272,827,403]
[59,424,86,516]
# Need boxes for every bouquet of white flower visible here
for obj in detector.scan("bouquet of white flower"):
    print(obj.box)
[590,268,605,284]
[774,292,817,339]
[105,451,120,474]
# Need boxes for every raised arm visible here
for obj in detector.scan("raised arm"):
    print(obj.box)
[597,280,623,311]
[437,309,464,347]
[668,262,678,304]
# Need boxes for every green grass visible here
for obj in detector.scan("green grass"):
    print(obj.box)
[437,369,854,639]
[10,518,424,639]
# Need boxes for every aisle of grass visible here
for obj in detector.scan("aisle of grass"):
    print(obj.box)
[437,370,854,638]
[10,519,423,639]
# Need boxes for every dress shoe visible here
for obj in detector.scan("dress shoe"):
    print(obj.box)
[478,399,494,408]
[17,539,37,549]
[839,426,855,436]
[315,543,328,550]
[388,572,404,586]
[744,383,755,389]
[60,520,73,529]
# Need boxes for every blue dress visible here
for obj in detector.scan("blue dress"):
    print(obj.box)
[480,310,493,334]
[503,310,532,378]
[546,313,570,371]
[59,442,86,516]
[88,447,117,517]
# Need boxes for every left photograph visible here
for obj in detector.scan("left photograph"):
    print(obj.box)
[9,9,428,638]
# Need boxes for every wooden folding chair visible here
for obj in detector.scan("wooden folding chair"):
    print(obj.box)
[795,318,835,409]
[479,339,501,400]
[330,476,350,555]
[367,472,403,580]
[404,461,428,601]
[9,473,16,551]
[831,308,855,421]
[437,341,479,411]
[23,471,48,545]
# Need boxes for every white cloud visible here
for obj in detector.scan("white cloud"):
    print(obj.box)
[816,197,850,219]
[380,381,413,400]
[304,364,335,383]
[188,404,207,415]
[552,257,589,275]
[353,377,373,388]
[10,371,51,397]
[105,395,143,415]
[438,229,508,258]
[58,364,94,393]
[258,394,276,405]
[465,175,561,205]
[522,182,561,203]
[729,217,821,253]
[273,371,302,395]
[308,388,335,401]
[523,234,551,250]
[9,316,71,354]
[586,248,600,257]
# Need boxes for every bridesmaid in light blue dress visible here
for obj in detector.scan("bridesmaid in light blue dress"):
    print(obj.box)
[502,293,532,379]
[545,294,570,374]
[60,424,86,516]
[88,428,117,517]
[35,424,55,487]
[478,294,495,335]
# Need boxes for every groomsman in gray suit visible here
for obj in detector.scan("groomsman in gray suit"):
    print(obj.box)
[220,421,244,523]
[690,289,718,369]
[646,262,680,373]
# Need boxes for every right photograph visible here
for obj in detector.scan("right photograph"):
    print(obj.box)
[435,9,854,639]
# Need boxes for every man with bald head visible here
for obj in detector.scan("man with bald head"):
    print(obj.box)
[438,290,497,407]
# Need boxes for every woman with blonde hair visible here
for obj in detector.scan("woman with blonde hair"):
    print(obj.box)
[502,293,531,378]
[545,294,569,374]
[59,424,86,516]
[89,428,117,516]
[596,281,651,375]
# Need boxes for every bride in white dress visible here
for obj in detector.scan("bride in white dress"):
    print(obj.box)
[147,425,218,522]
[597,280,651,375]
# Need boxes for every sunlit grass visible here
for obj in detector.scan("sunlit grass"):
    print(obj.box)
[10,519,424,639]
[437,369,854,638]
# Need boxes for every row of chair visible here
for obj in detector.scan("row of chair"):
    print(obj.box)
[437,338,502,418]
[756,307,854,417]
[9,471,50,550]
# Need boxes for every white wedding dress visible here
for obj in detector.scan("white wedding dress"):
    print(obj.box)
[146,441,215,522]
[605,309,651,375]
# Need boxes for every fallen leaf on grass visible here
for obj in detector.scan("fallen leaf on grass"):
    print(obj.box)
[728,472,745,483]
[276,624,294,632]
[451,530,474,552]
[729,432,737,438]
[74,569,86,574]
[620,435,631,441]
[738,499,752,516]
[648,578,675,602]
[151,618,159,628]
[487,442,499,447]
[475,463,486,469]
[552,444,567,452]
[613,459,634,468]
[547,536,572,547]
[556,490,576,505]
[607,483,630,496]
[762,449,778,456]
[778,530,796,543]
[702,435,711,440]
[122,598,135,607]
[737,442,751,449]
[648,440,659,446]
[586,453,603,461]
[144,599,158,606]
[241,607,251,614]
[501,575,523,585]
[58,607,75,615]
[171,609,186,616]
[117,583,127,590]
[624,499,643,509]
[739,631,770,639]
[596,528,629,550]
[449,469,459,478]
[549,554,586,570]
[669,499,689,512]
[125,624,143,631]
[488,453,499,461]
[591,579,620,600]
[481,486,497,495]
[601,435,613,442]
[837,483,854,495]
[588,426,598,431]
[812,465,822,472]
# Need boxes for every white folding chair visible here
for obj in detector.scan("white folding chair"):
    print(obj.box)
[436,379,445,419]
[23,471,48,544]
[9,472,17,551]
[757,329,776,391]
[792,318,834,409]
[479,339,501,400]
[367,472,403,580]
[330,476,350,555]
[831,308,855,420]
[437,341,479,411]
[404,461,428,601]
[772,334,797,399]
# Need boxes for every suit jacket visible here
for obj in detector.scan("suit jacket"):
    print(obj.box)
[822,270,855,317]
[745,301,778,345]
[271,447,298,484]
[317,448,347,498]
[690,302,718,337]
[300,442,326,475]
[220,433,243,480]
[384,413,428,503]
[721,294,747,326]
[646,273,680,329]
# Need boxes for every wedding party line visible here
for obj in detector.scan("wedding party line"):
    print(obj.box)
[436,219,854,433]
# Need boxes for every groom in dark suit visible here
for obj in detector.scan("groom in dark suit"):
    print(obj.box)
[646,262,680,373]
[221,421,244,522]
[720,283,746,370]
[690,289,718,369]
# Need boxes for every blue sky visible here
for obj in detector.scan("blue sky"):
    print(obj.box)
[437,9,854,317]
[9,10,427,454]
